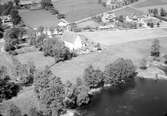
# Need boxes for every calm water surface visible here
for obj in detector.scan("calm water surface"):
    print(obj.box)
[81,78,167,116]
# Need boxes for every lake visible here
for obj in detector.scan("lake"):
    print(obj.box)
[80,78,167,116]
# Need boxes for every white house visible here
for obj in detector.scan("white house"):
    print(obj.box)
[61,31,82,51]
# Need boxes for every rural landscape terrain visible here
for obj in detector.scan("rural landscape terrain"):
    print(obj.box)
[0,0,167,116]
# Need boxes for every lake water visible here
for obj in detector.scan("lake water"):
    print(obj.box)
[81,78,167,116]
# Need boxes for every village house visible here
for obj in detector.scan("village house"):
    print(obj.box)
[61,31,83,51]
[101,12,116,24]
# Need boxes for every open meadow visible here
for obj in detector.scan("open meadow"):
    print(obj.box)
[52,0,109,22]
[19,9,60,28]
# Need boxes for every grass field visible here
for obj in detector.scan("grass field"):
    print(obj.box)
[16,51,55,70]
[53,0,109,22]
[50,37,167,83]
[79,28,167,46]
[19,10,60,28]
[133,0,167,8]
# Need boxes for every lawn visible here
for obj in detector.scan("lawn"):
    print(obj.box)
[53,0,110,23]
[19,9,60,28]
[133,0,167,8]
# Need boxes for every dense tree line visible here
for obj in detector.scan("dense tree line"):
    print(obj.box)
[148,8,167,17]
[33,58,136,116]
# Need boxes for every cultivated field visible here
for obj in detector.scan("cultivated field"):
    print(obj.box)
[19,10,60,28]
[53,0,109,22]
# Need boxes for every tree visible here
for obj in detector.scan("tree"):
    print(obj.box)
[28,107,42,116]
[0,66,20,102]
[41,0,53,10]
[4,28,25,52]
[5,102,22,116]
[63,80,90,107]
[151,39,160,57]
[14,61,36,86]
[160,8,166,17]
[118,15,124,23]
[104,58,136,86]
[10,9,21,25]
[34,67,65,116]
[43,38,72,63]
[14,0,20,7]
[83,65,104,88]
[75,85,90,106]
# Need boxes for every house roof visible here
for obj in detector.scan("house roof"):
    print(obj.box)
[62,31,79,43]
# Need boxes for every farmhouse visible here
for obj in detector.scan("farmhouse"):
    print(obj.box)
[61,31,82,51]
